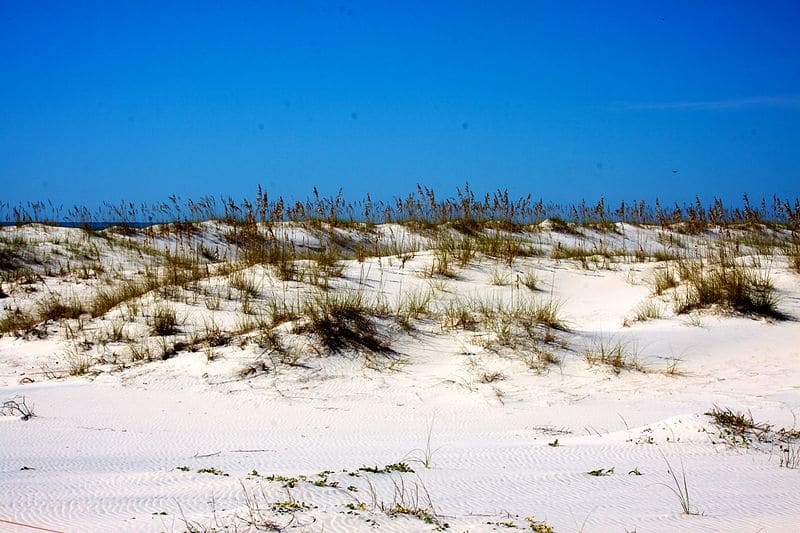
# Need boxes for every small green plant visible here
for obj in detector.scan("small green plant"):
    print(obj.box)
[271,499,312,514]
[344,502,367,513]
[526,516,554,532]
[388,503,447,529]
[359,462,414,474]
[587,467,615,476]
[384,474,448,529]
[312,470,339,487]
[632,427,655,445]
[196,467,228,476]
[265,473,301,487]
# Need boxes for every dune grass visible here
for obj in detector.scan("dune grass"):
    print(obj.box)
[672,260,782,319]
[1,187,797,376]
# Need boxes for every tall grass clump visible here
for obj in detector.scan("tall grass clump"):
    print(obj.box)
[0,238,23,275]
[633,300,663,322]
[440,295,565,365]
[37,295,84,322]
[303,246,345,290]
[652,265,678,295]
[149,303,178,336]
[229,223,299,281]
[441,299,478,330]
[474,231,525,266]
[229,271,260,298]
[520,271,538,291]
[395,288,434,325]
[427,233,458,277]
[489,266,511,286]
[0,294,84,337]
[584,337,643,373]
[786,240,800,274]
[0,309,39,337]
[673,261,782,319]
[295,291,387,353]
[89,280,154,318]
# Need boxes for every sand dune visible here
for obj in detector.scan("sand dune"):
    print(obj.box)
[1,221,799,531]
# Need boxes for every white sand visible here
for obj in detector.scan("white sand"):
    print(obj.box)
[1,222,799,532]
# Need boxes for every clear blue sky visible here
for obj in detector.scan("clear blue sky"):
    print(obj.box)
[2,1,799,208]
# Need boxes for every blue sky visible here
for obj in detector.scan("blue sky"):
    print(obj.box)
[1,1,799,208]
